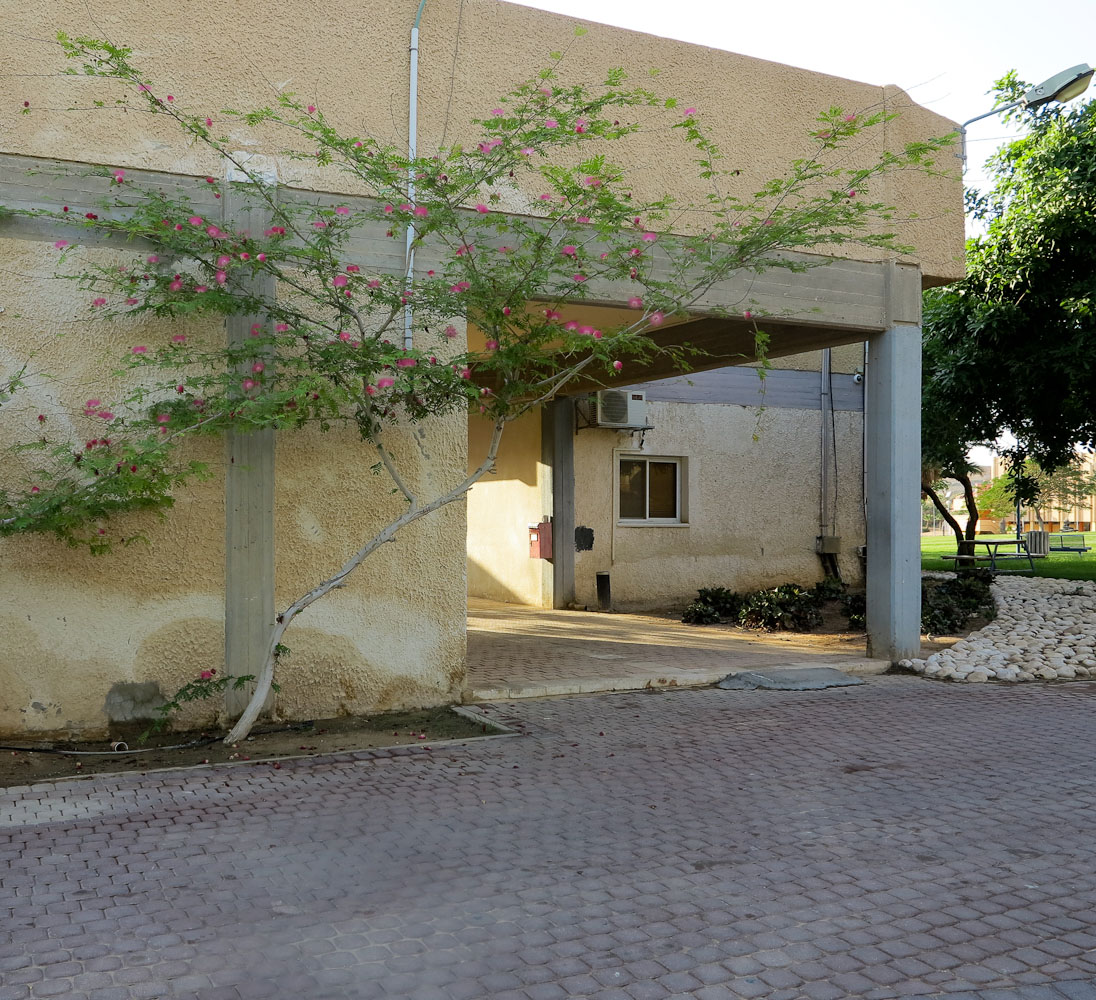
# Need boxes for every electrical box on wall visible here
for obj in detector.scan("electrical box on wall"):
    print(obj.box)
[816,535,842,554]
[529,520,553,559]
[594,389,648,429]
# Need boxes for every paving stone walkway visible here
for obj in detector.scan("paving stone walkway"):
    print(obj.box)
[465,599,883,699]
[4,676,1096,1000]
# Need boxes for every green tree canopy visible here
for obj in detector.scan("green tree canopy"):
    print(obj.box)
[923,75,1096,508]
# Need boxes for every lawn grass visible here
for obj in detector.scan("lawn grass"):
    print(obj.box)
[921,533,1096,581]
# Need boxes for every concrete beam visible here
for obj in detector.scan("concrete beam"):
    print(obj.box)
[865,262,922,662]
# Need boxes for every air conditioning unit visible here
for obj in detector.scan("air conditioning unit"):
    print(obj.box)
[595,389,648,429]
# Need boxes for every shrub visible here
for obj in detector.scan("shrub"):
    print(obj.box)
[682,582,823,631]
[921,571,996,635]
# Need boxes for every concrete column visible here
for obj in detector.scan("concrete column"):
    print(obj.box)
[222,159,277,715]
[865,262,922,662]
[548,399,576,609]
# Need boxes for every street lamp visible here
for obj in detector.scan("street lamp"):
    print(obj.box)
[958,62,1094,168]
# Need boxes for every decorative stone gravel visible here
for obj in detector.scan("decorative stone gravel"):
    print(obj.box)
[903,575,1096,682]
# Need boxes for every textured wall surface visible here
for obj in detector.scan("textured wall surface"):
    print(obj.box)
[573,401,865,611]
[1,0,962,283]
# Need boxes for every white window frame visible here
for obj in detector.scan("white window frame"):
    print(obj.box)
[615,452,688,526]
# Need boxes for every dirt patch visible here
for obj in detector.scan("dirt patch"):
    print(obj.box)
[0,707,503,788]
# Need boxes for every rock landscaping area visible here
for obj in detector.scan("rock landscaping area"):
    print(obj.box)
[904,575,1096,683]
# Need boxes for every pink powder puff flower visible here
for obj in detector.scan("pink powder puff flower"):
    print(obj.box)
[217,255,231,267]
[763,219,774,225]
[346,264,360,273]
[113,170,125,183]
[593,330,603,339]
[313,221,327,229]
[572,274,586,282]
[491,108,504,115]
[157,414,171,423]
[650,311,665,326]
[138,84,150,92]
[561,245,577,257]
[579,325,593,336]
[628,296,642,309]
[30,486,40,494]
[126,297,139,305]
[338,331,351,342]
[53,240,68,249]
[242,378,258,391]
[172,334,187,342]
[195,285,208,293]
[544,119,558,128]
[743,310,753,319]
[256,253,266,262]
[444,325,458,338]
[98,410,114,419]
[641,232,657,242]
[206,226,223,238]
[377,376,395,389]
[564,321,579,331]
[847,190,857,198]
[368,279,381,289]
[683,107,697,116]
[584,176,601,187]
[576,216,590,224]
[843,114,857,122]
[520,148,534,156]
[188,216,203,226]
[86,399,101,408]
[335,206,350,215]
[539,193,552,201]
[147,255,159,263]
[399,203,413,212]
[252,362,265,373]
[307,105,316,113]
[240,252,250,261]
[200,670,215,680]
[459,368,471,379]
[205,119,213,127]
[384,204,394,214]
[169,279,183,292]
[413,205,428,217]
[613,360,623,371]
[485,340,499,351]
[365,384,377,396]
[216,271,227,284]
[397,357,417,367]
[502,306,511,316]
[131,345,147,354]
[333,274,348,288]
[92,297,107,307]
[629,247,642,257]
[475,204,489,214]
[165,95,174,102]
[275,323,289,333]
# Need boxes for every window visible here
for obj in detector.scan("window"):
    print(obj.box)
[618,456,684,523]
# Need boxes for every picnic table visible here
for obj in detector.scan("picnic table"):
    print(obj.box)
[940,538,1036,575]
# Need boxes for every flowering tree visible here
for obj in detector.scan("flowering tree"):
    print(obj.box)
[1,33,951,740]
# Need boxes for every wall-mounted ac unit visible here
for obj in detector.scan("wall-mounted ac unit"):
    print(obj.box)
[594,389,648,429]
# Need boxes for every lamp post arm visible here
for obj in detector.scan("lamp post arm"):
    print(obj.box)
[957,99,1024,169]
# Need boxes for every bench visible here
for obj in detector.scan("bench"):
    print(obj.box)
[1049,533,1091,555]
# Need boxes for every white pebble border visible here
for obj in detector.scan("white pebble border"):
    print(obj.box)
[902,575,1096,683]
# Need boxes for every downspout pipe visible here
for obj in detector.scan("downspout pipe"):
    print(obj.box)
[405,0,428,349]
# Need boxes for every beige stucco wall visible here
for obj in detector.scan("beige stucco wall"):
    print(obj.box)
[2,0,962,284]
[466,409,553,607]
[573,401,865,612]
[0,238,467,737]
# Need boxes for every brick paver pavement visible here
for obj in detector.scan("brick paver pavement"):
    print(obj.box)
[466,599,881,698]
[4,677,1096,999]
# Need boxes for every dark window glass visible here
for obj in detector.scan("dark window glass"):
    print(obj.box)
[648,462,678,518]
[619,459,646,519]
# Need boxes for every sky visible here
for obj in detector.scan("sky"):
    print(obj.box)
[511,0,1095,467]
[509,0,1096,198]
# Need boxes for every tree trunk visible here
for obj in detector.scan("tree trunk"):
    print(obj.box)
[922,482,967,552]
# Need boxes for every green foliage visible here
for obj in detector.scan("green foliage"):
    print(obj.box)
[682,582,825,631]
[921,571,996,635]
[841,591,866,631]
[923,81,1096,504]
[141,668,283,739]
